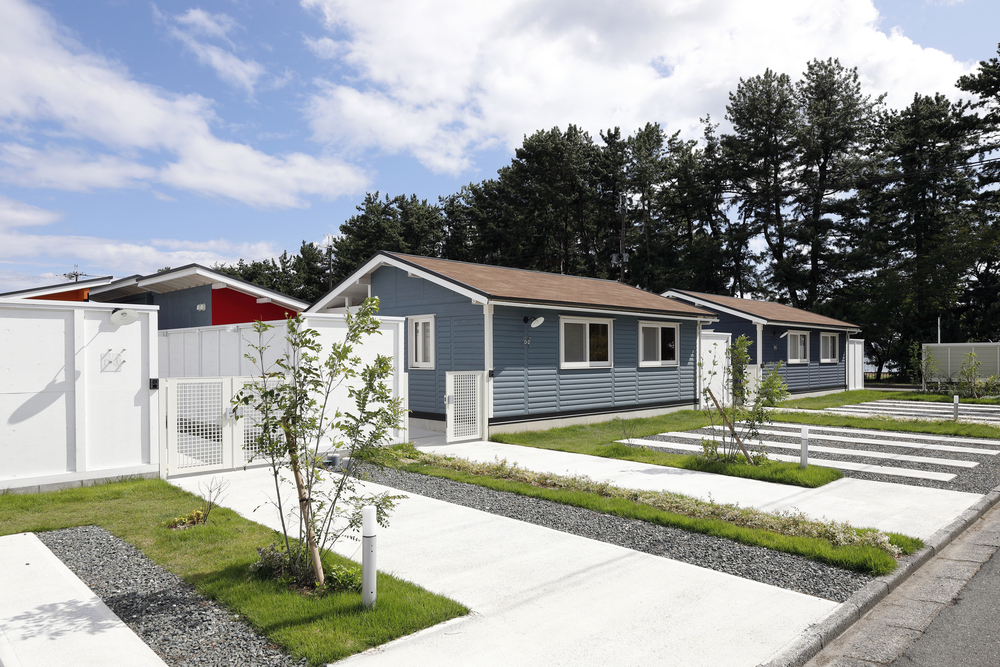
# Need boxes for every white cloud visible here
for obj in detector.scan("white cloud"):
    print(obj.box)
[0,144,156,191]
[175,8,238,43]
[0,195,280,292]
[164,8,264,96]
[0,195,62,228]
[0,0,367,207]
[301,0,975,175]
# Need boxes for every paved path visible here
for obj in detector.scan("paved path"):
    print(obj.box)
[825,400,1000,425]
[171,467,837,667]
[804,503,1000,667]
[0,532,167,667]
[420,440,982,539]
[643,422,1000,484]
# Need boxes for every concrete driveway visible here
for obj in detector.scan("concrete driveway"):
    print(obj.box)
[172,467,837,667]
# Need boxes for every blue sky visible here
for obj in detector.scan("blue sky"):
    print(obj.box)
[0,0,997,291]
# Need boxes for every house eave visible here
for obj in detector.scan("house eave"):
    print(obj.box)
[490,300,717,323]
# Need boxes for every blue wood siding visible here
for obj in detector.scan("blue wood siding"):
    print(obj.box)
[491,306,698,420]
[707,311,758,361]
[760,325,846,393]
[370,266,484,416]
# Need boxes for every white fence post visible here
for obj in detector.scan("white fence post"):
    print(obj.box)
[362,505,377,608]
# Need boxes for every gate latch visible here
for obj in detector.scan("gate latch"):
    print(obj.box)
[444,394,454,405]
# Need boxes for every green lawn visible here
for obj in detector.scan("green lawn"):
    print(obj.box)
[0,478,468,666]
[779,389,1000,410]
[387,452,918,576]
[492,410,842,487]
[770,411,1000,440]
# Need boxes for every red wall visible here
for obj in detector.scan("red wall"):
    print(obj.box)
[31,288,90,301]
[210,288,297,326]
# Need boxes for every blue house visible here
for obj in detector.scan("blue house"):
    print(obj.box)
[662,289,862,396]
[309,252,717,440]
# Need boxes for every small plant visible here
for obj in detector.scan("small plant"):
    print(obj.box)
[698,335,789,464]
[909,342,941,391]
[249,542,363,593]
[166,507,205,529]
[958,351,983,398]
[612,416,641,446]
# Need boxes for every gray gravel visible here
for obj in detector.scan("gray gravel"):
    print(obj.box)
[646,424,1000,494]
[36,526,300,667]
[359,465,873,602]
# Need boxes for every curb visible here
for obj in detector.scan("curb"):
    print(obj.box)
[760,483,1000,667]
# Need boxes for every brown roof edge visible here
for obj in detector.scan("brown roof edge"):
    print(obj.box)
[670,289,859,330]
[383,252,716,319]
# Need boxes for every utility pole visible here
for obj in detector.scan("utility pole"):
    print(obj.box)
[612,194,629,283]
[324,234,334,292]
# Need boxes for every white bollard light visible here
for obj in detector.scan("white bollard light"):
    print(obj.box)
[954,395,960,421]
[362,505,377,608]
[800,426,809,469]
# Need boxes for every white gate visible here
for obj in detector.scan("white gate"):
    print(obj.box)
[445,371,487,443]
[847,338,865,390]
[700,331,731,409]
[159,377,262,477]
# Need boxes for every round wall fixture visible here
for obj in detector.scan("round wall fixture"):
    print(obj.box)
[523,316,545,328]
[110,308,140,326]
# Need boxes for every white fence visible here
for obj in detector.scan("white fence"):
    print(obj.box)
[923,343,1000,381]
[847,338,865,390]
[157,314,409,456]
[0,299,159,492]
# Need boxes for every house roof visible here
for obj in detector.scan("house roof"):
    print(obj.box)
[0,275,114,299]
[663,289,859,331]
[87,264,310,312]
[310,252,717,320]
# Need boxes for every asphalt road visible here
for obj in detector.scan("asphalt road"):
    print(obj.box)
[889,548,1000,667]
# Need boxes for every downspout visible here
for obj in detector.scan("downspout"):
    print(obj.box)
[484,302,494,429]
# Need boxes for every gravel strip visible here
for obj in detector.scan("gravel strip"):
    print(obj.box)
[646,425,1000,494]
[36,526,300,667]
[359,465,872,602]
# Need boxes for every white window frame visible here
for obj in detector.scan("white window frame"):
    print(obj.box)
[820,332,839,364]
[787,330,809,364]
[559,316,613,369]
[408,315,435,370]
[638,321,680,367]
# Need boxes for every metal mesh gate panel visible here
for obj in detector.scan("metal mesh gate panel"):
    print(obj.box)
[175,381,224,469]
[452,373,481,440]
[240,384,267,461]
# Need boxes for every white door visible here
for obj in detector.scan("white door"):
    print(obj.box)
[700,331,731,409]
[445,371,486,442]
[847,339,865,390]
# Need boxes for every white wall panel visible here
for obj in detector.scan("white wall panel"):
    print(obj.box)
[0,299,158,491]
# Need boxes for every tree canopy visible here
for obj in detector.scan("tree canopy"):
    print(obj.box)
[218,47,1000,377]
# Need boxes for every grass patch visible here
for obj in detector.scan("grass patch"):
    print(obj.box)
[492,410,840,488]
[679,457,843,487]
[594,442,842,487]
[0,478,468,665]
[390,454,914,576]
[770,411,1000,440]
[779,389,1000,410]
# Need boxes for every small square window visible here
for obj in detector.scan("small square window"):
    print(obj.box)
[560,317,613,369]
[639,322,679,367]
[788,331,809,364]
[409,315,435,370]
[821,333,838,363]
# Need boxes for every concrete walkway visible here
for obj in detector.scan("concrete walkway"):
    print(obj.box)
[0,532,167,667]
[171,467,838,667]
[419,439,983,540]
